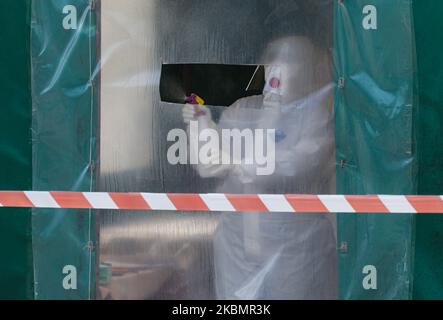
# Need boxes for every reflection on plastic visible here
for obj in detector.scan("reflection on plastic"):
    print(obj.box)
[98,0,336,300]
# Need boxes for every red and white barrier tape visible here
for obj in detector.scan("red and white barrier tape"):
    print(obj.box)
[0,191,442,213]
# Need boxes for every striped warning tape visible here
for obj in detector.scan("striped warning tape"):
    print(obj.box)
[0,191,442,213]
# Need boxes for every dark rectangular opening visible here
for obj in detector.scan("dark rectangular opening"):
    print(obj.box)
[160,64,265,107]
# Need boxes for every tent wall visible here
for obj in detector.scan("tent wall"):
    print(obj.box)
[335,0,416,299]
[30,0,98,299]
[0,0,33,300]
[412,0,443,300]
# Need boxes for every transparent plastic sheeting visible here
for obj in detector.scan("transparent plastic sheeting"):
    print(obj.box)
[335,0,416,299]
[29,0,416,299]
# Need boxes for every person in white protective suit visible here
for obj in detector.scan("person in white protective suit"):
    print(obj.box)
[182,36,337,300]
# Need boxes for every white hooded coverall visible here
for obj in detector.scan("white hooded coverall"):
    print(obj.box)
[182,36,338,300]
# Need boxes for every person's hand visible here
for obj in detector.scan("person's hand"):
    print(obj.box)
[182,103,196,124]
[182,103,211,125]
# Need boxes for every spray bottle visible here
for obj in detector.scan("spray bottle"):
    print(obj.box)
[185,93,207,117]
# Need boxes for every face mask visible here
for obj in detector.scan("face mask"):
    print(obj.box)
[263,65,282,108]
[261,36,330,107]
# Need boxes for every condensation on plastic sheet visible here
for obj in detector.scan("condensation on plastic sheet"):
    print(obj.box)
[29,0,417,300]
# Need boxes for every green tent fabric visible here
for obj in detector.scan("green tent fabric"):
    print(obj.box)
[412,0,443,300]
[334,0,443,300]
[0,0,33,300]
[335,0,416,299]
[30,0,98,299]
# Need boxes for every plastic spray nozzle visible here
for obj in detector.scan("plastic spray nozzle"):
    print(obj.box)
[185,93,205,106]
[185,93,207,117]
